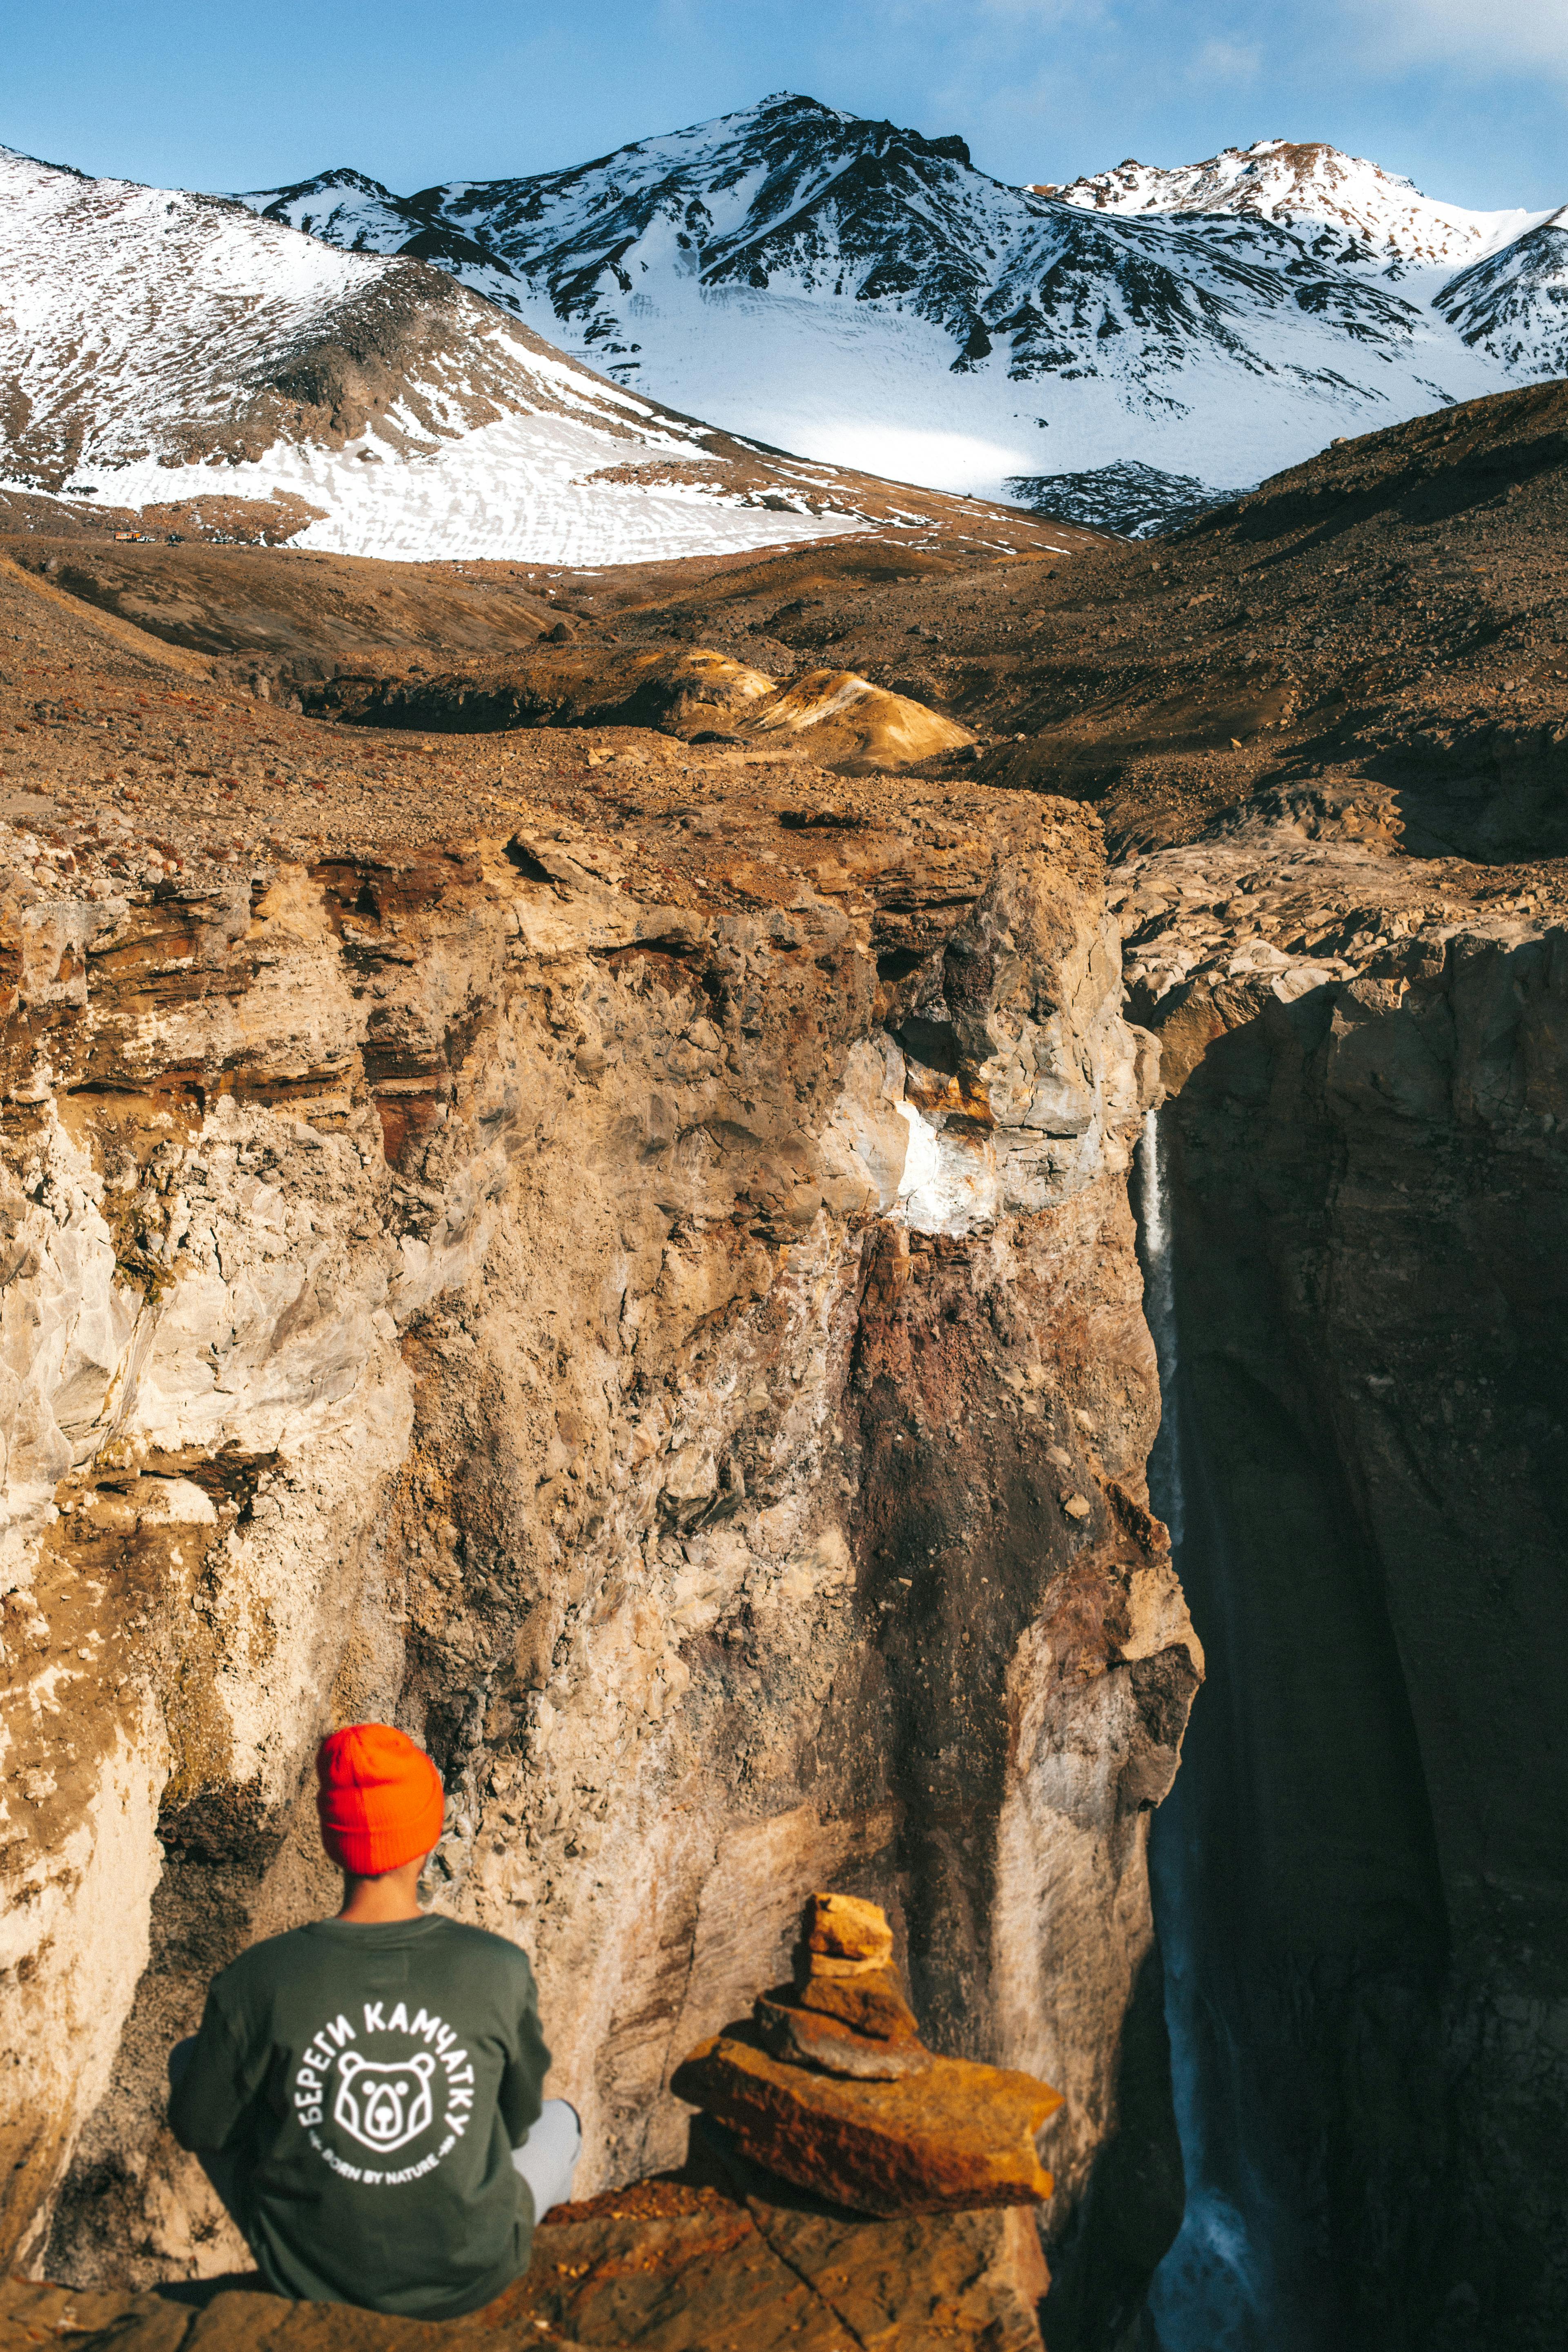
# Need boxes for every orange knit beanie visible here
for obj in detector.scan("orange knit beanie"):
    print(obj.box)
[316,1724,445,1877]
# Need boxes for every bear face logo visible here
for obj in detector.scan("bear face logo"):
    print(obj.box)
[332,2050,438,2153]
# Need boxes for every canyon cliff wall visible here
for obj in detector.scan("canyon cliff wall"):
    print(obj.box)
[0,781,1197,2328]
[1143,918,1568,2349]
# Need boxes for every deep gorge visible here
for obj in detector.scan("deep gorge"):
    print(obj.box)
[1136,935,1568,2351]
[10,791,1560,2348]
[0,771,1200,2334]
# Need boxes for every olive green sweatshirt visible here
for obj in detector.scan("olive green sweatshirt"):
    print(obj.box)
[169,1914,550,2320]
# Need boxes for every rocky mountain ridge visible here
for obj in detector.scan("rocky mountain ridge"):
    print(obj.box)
[1049,136,1534,270]
[0,144,1052,567]
[242,95,1567,530]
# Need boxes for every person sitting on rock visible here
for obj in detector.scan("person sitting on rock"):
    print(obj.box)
[168,1722,579,2319]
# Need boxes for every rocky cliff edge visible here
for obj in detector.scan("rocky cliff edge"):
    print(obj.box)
[0,763,1196,2329]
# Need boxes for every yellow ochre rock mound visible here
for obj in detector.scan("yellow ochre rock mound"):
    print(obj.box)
[648,651,977,769]
[754,667,976,767]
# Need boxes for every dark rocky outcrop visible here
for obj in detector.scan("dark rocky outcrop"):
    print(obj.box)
[1139,924,1568,2347]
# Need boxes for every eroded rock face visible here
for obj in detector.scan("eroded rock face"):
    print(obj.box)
[1141,906,1568,2346]
[0,782,1196,2320]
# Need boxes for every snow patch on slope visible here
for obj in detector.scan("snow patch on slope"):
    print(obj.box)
[56,418,858,568]
[0,143,862,564]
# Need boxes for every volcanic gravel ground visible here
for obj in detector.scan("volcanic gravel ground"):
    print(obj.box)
[2,378,1564,950]
[0,549,1022,911]
[606,383,1568,866]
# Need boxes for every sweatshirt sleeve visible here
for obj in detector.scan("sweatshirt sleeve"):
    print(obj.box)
[497,1957,551,2148]
[168,1982,262,2155]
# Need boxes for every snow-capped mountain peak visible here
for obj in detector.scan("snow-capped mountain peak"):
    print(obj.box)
[236,98,1565,530]
[1049,138,1537,273]
[240,165,521,295]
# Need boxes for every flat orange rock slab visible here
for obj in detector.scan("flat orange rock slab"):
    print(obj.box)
[670,2027,1062,2216]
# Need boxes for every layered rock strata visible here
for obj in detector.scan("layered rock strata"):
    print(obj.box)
[674,2035,1060,2219]
[0,771,1198,2329]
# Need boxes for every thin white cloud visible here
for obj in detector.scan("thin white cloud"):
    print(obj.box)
[947,0,1112,19]
[880,0,1114,24]
[890,0,1567,76]
[1352,0,1568,76]
[1189,37,1262,86]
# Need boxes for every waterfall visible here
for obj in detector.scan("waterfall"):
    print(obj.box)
[1134,1109,1326,2352]
[1136,1107,1182,1552]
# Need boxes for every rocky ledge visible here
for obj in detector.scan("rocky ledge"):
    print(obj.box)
[0,2160,1050,2350]
[3,1893,1059,2350]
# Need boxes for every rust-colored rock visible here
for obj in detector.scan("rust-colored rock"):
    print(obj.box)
[754,1896,933,2081]
[671,2025,1061,2216]
[796,1963,921,2040]
[802,1889,896,1978]
[755,1993,933,2080]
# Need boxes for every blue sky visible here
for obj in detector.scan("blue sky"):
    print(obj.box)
[4,0,1564,209]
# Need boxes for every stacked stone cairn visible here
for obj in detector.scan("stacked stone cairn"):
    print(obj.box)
[673,1893,1064,2217]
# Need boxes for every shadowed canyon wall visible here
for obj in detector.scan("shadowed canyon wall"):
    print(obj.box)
[0,785,1198,2325]
[1140,928,1568,2350]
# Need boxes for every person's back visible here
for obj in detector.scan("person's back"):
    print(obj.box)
[169,1724,577,2319]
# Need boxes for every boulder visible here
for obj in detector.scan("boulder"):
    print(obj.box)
[795,1963,920,2040]
[755,1993,933,2080]
[670,2024,1061,2217]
